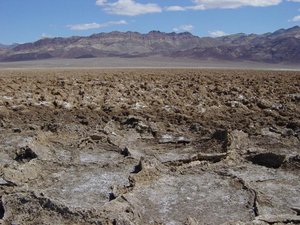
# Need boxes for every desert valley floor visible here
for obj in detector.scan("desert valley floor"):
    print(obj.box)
[0,69,299,225]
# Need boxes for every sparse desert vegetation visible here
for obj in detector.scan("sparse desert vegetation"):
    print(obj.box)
[0,69,299,225]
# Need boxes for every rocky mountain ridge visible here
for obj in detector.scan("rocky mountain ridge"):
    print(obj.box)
[1,26,300,63]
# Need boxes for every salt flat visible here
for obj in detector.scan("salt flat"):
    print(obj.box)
[0,69,299,225]
[1,57,300,71]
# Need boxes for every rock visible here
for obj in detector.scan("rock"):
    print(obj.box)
[269,126,295,137]
[0,178,15,186]
[135,121,149,133]
[163,105,172,112]
[90,134,103,141]
[28,124,39,130]
[149,122,159,136]
[288,93,300,101]
[177,136,191,144]
[53,100,73,110]
[189,123,203,133]
[282,155,300,170]
[263,109,278,117]
[185,217,198,225]
[237,94,245,100]
[41,123,59,132]
[122,116,140,128]
[286,122,300,133]
[246,153,285,169]
[15,146,37,163]
[0,178,9,185]
[33,101,52,108]
[271,103,283,110]
[11,105,26,111]
[61,101,73,110]
[257,99,272,109]
[212,129,229,142]
[159,134,176,144]
[227,101,242,108]
[131,102,146,110]
[79,119,89,125]
[0,120,5,128]
[120,147,131,157]
[256,214,300,223]
[261,127,281,138]
[0,198,4,219]
[12,128,21,133]
[291,206,300,215]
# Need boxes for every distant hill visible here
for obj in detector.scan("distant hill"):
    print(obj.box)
[0,43,19,49]
[1,26,300,63]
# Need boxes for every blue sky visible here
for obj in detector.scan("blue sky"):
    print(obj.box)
[0,0,300,44]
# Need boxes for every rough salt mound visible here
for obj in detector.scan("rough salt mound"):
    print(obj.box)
[0,69,299,225]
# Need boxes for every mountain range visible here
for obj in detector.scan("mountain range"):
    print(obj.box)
[1,26,300,63]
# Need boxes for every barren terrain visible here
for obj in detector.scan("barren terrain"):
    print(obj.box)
[0,69,299,225]
[1,57,300,70]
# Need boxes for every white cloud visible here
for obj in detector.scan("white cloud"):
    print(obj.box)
[192,0,282,9]
[289,15,300,22]
[41,33,52,39]
[173,24,194,32]
[209,30,228,37]
[167,0,282,11]
[96,0,162,16]
[288,0,300,2]
[165,5,186,11]
[96,0,107,5]
[187,4,206,10]
[97,0,284,15]
[67,20,127,31]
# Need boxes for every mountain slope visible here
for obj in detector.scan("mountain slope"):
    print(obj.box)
[0,43,19,49]
[178,26,300,63]
[1,26,300,63]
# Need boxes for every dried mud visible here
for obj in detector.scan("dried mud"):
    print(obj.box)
[0,69,299,225]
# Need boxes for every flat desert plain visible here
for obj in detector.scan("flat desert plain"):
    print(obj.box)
[0,69,299,225]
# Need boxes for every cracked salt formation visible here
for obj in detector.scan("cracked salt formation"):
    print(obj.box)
[42,168,132,209]
[124,172,256,224]
[0,69,299,225]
